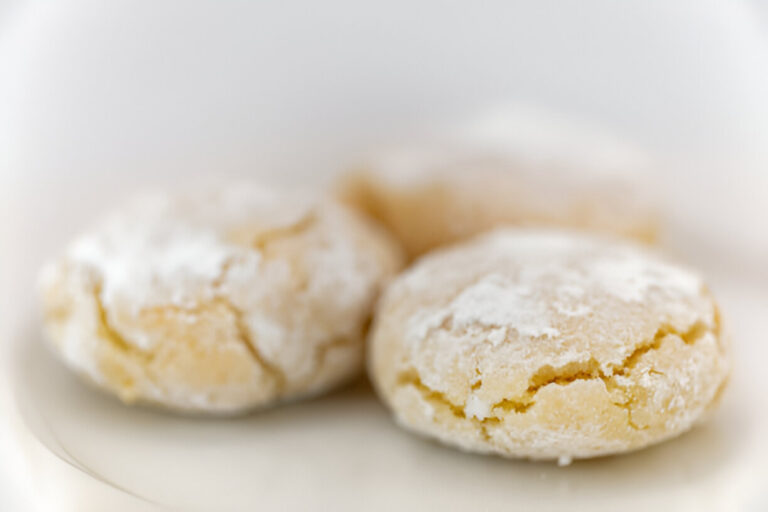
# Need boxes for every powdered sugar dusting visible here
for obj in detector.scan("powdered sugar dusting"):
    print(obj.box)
[449,274,559,338]
[409,273,560,343]
[478,230,703,305]
[404,229,706,346]
[368,104,653,188]
[455,103,652,180]
[589,250,702,303]
[65,185,314,310]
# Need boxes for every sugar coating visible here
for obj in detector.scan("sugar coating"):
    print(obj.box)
[337,108,658,260]
[457,103,654,180]
[369,229,729,461]
[39,184,403,413]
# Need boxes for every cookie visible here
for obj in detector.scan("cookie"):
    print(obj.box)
[337,113,658,260]
[368,229,728,462]
[39,185,403,413]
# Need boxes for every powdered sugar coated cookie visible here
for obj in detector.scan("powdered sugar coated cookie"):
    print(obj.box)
[369,229,728,461]
[40,184,403,413]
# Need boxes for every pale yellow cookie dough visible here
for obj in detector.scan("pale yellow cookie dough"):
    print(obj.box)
[337,122,658,260]
[369,229,728,462]
[39,185,403,414]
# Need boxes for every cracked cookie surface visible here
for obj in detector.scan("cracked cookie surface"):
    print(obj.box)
[39,184,403,413]
[369,229,729,461]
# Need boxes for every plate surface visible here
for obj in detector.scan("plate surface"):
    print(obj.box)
[3,2,768,510]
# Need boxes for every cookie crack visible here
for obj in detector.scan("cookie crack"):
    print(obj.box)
[92,285,154,363]
[217,298,287,394]
[397,371,471,419]
[397,320,712,433]
[211,258,287,392]
[498,319,711,405]
[91,284,162,399]
[611,397,644,431]
[612,320,709,375]
[211,256,238,288]
[396,371,503,446]
[250,212,317,254]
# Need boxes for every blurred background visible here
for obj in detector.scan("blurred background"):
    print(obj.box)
[1,1,767,510]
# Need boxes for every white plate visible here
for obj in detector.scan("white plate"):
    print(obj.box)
[3,2,768,510]
[7,271,768,512]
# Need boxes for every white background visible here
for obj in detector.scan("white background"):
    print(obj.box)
[1,1,767,510]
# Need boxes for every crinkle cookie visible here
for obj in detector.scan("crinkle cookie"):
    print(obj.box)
[39,185,403,413]
[337,110,658,260]
[369,229,728,463]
